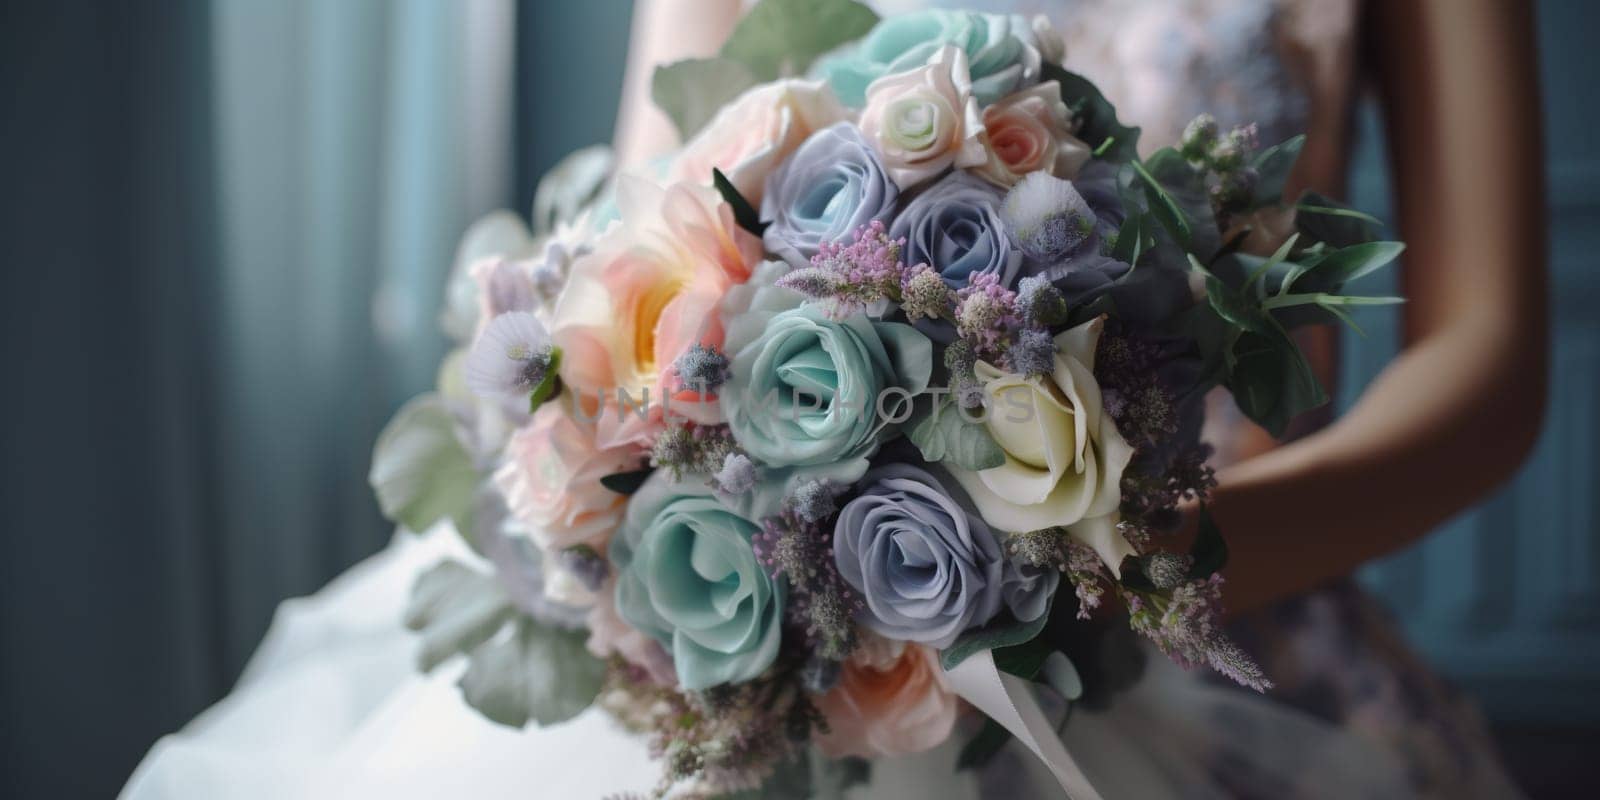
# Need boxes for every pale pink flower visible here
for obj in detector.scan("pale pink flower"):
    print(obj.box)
[669,79,847,206]
[974,81,1091,187]
[550,176,761,447]
[859,45,986,189]
[814,637,960,759]
[493,403,641,552]
[586,576,676,686]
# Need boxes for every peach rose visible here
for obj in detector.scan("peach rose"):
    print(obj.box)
[551,177,761,447]
[493,402,641,552]
[669,79,847,206]
[814,636,960,759]
[974,81,1092,188]
[860,45,986,189]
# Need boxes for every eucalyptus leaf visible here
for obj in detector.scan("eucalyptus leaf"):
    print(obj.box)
[940,610,1050,671]
[1039,652,1084,701]
[1041,63,1140,163]
[719,0,879,82]
[370,394,480,533]
[458,619,606,728]
[1248,134,1304,209]
[531,145,614,236]
[403,560,516,671]
[651,57,759,141]
[908,399,1006,471]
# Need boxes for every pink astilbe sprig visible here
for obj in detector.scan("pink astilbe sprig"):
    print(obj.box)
[776,220,912,318]
[954,271,1022,360]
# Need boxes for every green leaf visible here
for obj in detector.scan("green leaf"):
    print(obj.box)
[719,0,879,81]
[907,398,1006,471]
[403,560,516,671]
[1041,63,1141,163]
[713,167,769,236]
[1133,148,1221,258]
[941,610,1050,672]
[458,619,606,728]
[1249,134,1305,209]
[651,57,759,141]
[1225,324,1327,437]
[1110,211,1152,266]
[1302,241,1406,288]
[957,718,1013,771]
[1187,505,1229,579]
[1295,190,1381,247]
[599,467,654,496]
[530,145,614,236]
[370,394,480,533]
[1118,555,1158,592]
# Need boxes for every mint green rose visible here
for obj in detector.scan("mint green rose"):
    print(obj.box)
[815,10,1046,107]
[610,474,783,690]
[722,303,933,468]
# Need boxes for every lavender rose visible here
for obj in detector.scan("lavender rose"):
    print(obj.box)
[833,464,1009,648]
[762,123,899,267]
[891,171,1022,292]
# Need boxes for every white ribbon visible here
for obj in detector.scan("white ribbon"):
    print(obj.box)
[945,650,1103,800]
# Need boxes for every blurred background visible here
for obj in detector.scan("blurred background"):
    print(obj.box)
[1,1,1595,797]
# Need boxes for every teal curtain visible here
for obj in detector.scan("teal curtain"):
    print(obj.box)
[207,0,518,672]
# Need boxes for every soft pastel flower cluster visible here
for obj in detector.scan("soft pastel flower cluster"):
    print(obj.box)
[375,5,1402,796]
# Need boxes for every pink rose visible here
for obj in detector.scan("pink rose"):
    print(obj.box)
[669,79,847,206]
[814,636,960,759]
[493,403,641,552]
[974,81,1091,187]
[859,45,986,190]
[551,177,761,448]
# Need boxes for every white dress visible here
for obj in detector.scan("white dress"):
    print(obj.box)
[122,525,1417,800]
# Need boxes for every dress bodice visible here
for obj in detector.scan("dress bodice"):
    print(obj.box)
[868,0,1359,156]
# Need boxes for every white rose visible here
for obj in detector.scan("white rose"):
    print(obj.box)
[860,45,987,189]
[947,317,1137,574]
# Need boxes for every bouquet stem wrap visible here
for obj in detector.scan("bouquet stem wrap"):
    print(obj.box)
[945,651,1103,800]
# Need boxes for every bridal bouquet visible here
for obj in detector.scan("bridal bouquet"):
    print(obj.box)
[370,2,1402,797]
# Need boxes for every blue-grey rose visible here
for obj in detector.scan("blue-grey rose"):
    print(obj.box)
[722,304,933,468]
[762,123,899,267]
[892,171,1022,291]
[833,464,1006,648]
[1001,560,1059,625]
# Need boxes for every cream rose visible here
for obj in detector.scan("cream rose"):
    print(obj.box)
[859,45,986,189]
[669,79,847,206]
[946,317,1137,574]
[973,81,1091,188]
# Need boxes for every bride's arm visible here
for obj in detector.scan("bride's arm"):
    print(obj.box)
[1212,0,1548,612]
[612,0,744,170]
